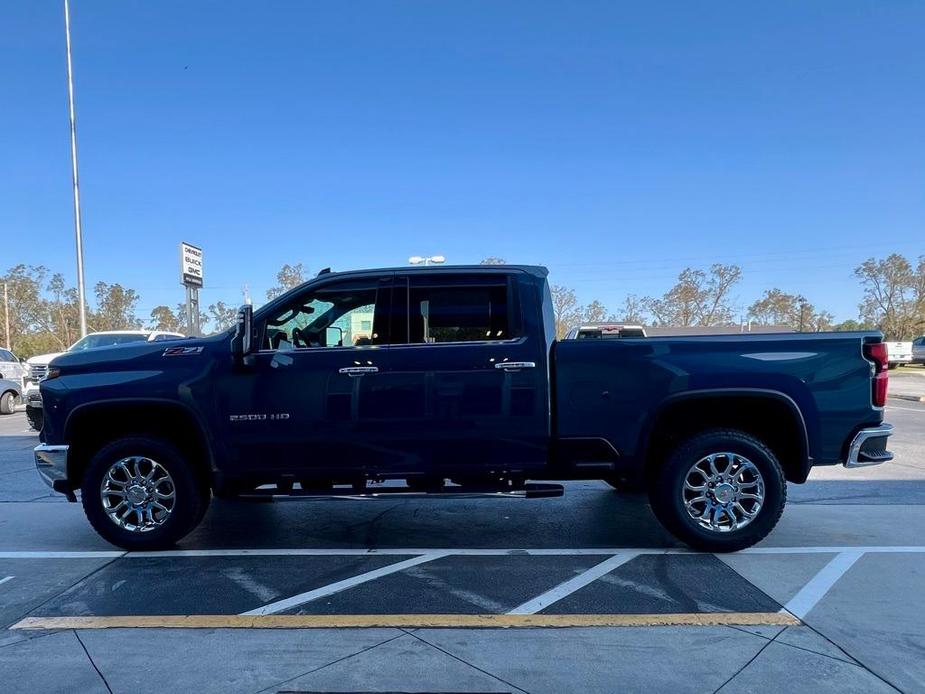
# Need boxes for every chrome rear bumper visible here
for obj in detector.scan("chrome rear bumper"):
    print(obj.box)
[844,424,893,468]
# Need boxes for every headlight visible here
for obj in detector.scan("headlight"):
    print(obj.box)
[44,366,61,381]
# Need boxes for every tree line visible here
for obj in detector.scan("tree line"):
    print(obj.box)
[2,254,923,358]
[482,254,925,340]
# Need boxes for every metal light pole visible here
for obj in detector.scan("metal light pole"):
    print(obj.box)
[64,0,88,337]
[409,255,446,266]
[3,283,10,349]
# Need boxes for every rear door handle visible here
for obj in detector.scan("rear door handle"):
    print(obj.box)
[338,366,379,376]
[494,361,536,371]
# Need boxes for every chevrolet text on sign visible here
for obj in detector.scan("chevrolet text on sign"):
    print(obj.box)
[180,242,204,287]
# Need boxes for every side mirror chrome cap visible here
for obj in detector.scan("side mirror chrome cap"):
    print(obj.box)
[231,304,255,362]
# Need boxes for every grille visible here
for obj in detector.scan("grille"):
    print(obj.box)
[30,364,48,382]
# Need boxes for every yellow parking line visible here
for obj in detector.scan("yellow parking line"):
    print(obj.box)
[11,612,798,630]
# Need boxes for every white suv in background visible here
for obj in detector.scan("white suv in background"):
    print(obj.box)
[24,330,185,430]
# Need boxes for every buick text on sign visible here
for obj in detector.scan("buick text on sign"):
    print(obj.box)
[180,242,204,287]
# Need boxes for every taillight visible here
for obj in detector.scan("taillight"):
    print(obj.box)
[864,343,889,407]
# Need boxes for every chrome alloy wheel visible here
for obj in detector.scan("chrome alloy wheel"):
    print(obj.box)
[681,452,765,533]
[100,456,176,533]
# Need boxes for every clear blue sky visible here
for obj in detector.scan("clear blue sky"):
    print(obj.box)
[2,1,923,322]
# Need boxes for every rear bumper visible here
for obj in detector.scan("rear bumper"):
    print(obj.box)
[843,424,893,468]
[34,444,71,496]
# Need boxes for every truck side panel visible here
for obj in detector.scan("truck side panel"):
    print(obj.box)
[553,333,881,469]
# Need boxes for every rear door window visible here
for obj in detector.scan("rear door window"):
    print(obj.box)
[394,275,519,344]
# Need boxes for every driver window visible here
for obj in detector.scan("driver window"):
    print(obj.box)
[263,281,386,350]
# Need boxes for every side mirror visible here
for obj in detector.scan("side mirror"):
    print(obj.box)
[325,326,344,347]
[231,304,255,364]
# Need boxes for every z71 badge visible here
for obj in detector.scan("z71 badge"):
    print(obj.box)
[163,346,204,356]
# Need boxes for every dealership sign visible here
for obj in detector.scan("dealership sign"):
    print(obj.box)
[179,242,204,287]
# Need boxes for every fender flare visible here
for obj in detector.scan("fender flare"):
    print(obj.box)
[64,396,216,474]
[637,387,812,482]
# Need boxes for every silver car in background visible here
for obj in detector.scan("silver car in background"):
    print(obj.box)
[913,336,925,365]
[0,348,28,386]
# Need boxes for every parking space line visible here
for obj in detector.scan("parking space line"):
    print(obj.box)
[508,553,639,615]
[11,612,800,630]
[0,551,125,559]
[0,546,922,560]
[0,576,13,586]
[240,551,451,616]
[783,550,865,619]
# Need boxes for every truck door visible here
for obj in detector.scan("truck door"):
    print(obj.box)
[215,275,396,477]
[382,271,549,476]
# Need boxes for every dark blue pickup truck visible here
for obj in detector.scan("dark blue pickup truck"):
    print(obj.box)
[34,265,892,552]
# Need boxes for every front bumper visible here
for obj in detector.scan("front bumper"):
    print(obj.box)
[34,444,72,497]
[844,424,893,468]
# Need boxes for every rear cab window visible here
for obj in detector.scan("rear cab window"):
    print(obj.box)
[392,273,522,345]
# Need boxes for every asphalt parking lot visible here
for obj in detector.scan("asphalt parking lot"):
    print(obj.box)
[1,394,924,693]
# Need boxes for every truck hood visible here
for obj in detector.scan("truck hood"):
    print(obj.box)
[50,336,214,370]
[27,352,66,366]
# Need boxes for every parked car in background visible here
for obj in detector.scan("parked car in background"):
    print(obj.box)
[0,348,28,387]
[24,330,185,431]
[0,377,21,415]
[913,336,925,365]
[885,340,914,369]
[565,323,647,339]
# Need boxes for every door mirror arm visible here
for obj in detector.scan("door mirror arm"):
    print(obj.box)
[231,304,256,366]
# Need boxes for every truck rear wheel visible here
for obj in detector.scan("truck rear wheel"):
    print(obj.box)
[80,436,209,550]
[649,429,786,553]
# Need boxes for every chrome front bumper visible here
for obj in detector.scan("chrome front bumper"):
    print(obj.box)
[844,424,893,468]
[34,444,69,490]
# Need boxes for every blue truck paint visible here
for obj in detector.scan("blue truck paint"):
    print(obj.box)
[34,265,892,549]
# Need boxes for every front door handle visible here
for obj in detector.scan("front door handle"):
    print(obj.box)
[495,361,536,371]
[338,366,379,376]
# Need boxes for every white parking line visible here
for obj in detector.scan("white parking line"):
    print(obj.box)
[0,546,923,559]
[508,553,639,615]
[886,405,925,413]
[240,551,451,616]
[783,550,864,619]
[0,551,125,559]
[0,576,14,586]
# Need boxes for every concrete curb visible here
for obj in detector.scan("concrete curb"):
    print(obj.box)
[889,393,925,403]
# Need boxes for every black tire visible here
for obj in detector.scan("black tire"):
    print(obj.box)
[649,429,786,553]
[80,436,209,550]
[0,391,15,415]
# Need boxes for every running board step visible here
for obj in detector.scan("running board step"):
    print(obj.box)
[237,482,564,502]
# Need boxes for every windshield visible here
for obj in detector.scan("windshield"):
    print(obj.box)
[68,334,149,351]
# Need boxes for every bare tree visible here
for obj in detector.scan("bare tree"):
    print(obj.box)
[149,306,184,333]
[645,264,742,327]
[748,289,832,332]
[581,299,609,324]
[855,254,925,339]
[207,301,237,333]
[616,295,647,325]
[550,285,581,338]
[266,263,307,300]
[479,257,506,265]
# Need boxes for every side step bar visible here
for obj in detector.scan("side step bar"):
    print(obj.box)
[237,482,564,502]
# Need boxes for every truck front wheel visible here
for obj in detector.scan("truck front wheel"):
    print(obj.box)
[80,436,209,550]
[649,429,786,553]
